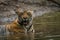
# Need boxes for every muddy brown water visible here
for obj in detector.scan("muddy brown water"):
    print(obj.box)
[0,3,60,40]
[0,34,60,40]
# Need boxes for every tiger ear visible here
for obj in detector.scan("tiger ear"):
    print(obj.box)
[30,11,33,14]
[28,10,34,15]
[15,8,23,15]
[15,9,20,15]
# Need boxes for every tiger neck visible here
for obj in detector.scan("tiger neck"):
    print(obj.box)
[17,20,32,31]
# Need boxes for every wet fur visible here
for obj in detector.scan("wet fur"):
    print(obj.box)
[6,9,34,40]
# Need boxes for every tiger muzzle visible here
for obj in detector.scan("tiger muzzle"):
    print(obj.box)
[22,17,29,25]
[18,16,32,26]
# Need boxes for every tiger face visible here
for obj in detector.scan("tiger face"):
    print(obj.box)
[15,9,33,26]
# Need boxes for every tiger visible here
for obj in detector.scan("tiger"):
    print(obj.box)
[5,8,35,40]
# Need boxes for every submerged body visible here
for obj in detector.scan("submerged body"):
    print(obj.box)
[1,9,35,40]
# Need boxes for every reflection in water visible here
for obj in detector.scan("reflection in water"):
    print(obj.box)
[49,39,54,40]
[0,34,31,40]
[7,33,33,40]
[0,24,60,40]
[0,32,34,40]
[0,35,60,40]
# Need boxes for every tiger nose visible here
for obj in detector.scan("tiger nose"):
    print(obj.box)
[23,17,27,19]
[23,15,28,19]
[23,17,28,21]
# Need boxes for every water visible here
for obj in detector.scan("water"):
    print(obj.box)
[0,1,60,40]
[0,34,60,40]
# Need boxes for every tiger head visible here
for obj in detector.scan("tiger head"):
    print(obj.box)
[15,9,33,26]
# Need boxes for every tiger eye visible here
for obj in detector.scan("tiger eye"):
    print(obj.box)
[27,12,32,17]
[19,13,23,16]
